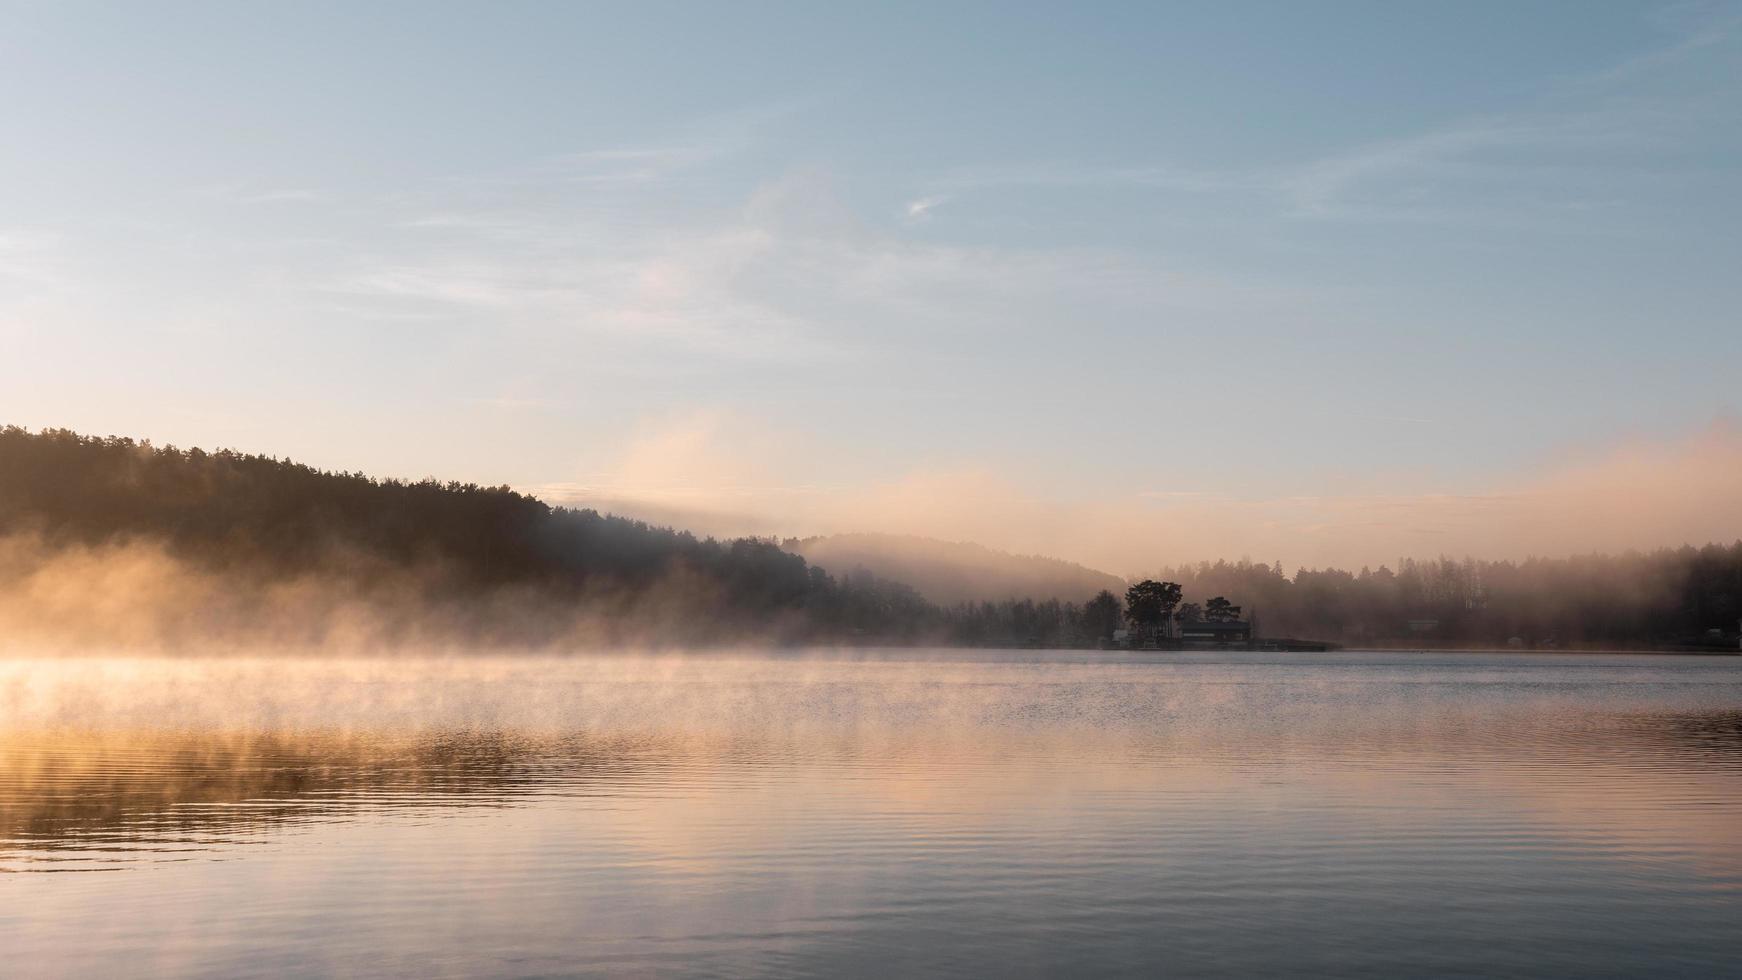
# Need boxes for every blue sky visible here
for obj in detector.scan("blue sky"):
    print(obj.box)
[3,1,1739,570]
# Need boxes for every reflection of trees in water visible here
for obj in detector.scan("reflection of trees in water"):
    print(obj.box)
[1645,710,1742,755]
[0,730,672,867]
[6,708,1739,871]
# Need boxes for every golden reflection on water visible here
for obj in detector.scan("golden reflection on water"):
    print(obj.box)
[2,731,537,869]
[2,652,1740,977]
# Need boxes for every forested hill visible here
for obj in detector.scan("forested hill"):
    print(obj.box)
[786,533,1126,605]
[0,426,937,646]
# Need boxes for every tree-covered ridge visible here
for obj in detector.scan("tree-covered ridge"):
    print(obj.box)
[0,426,937,645]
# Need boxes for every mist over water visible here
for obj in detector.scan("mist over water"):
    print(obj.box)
[3,650,1740,977]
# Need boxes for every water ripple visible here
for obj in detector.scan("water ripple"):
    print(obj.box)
[1,650,1739,977]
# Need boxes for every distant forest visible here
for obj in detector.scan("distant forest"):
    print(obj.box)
[1157,551,1742,650]
[786,533,1127,605]
[958,550,1742,651]
[0,427,937,646]
[1,426,1738,651]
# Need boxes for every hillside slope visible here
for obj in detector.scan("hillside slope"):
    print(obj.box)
[0,426,935,647]
[785,533,1126,606]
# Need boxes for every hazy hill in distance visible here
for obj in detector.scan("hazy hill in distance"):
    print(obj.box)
[785,533,1127,606]
[0,426,940,648]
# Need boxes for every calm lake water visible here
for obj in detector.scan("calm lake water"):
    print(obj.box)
[3,650,1740,977]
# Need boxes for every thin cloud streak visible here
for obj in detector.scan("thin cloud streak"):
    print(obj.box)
[923,12,1741,224]
[324,161,1319,368]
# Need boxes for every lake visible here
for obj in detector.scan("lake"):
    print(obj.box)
[3,650,1740,977]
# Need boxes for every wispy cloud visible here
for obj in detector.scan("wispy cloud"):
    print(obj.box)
[0,230,67,289]
[427,96,820,193]
[927,12,1742,224]
[325,152,1317,371]
[0,230,73,329]
[455,145,725,188]
[903,195,948,223]
[192,182,330,205]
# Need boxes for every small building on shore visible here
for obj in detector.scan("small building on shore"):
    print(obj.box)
[1179,620,1252,647]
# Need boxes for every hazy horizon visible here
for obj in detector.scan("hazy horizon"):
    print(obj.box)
[13,419,1742,581]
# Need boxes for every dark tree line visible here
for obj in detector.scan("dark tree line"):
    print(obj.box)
[927,548,1742,650]
[0,427,937,645]
[3,427,1739,650]
[1143,555,1742,650]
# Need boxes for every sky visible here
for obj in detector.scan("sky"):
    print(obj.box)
[2,1,1739,574]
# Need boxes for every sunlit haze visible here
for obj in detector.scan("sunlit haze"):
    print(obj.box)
[4,2,1740,573]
